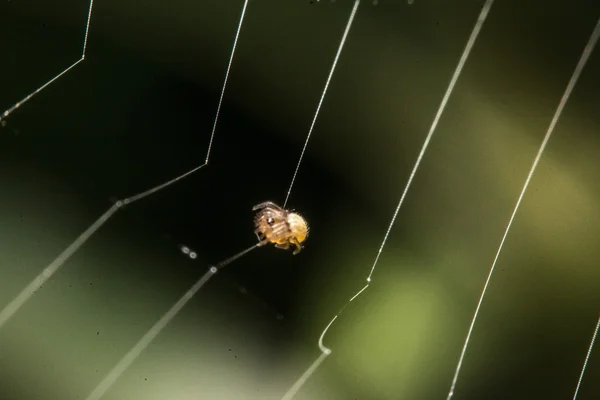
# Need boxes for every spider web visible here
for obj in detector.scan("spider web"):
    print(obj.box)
[1,1,600,400]
[0,0,248,329]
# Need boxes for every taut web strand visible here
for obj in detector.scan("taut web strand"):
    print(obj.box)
[1,0,95,123]
[0,160,200,331]
[84,241,264,400]
[279,2,494,399]
[367,0,494,283]
[283,0,360,208]
[445,14,600,400]
[572,314,600,400]
[0,203,119,329]
[205,0,250,163]
[0,0,252,331]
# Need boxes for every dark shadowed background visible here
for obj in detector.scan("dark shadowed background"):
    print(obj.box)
[0,0,599,399]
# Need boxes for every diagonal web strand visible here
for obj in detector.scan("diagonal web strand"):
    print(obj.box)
[0,0,252,331]
[283,0,360,208]
[205,0,250,163]
[367,0,494,282]
[84,267,218,400]
[446,15,600,400]
[281,352,329,400]
[572,314,600,400]
[279,2,494,399]
[123,164,207,205]
[0,203,119,329]
[84,242,263,400]
[0,0,95,123]
[0,160,204,331]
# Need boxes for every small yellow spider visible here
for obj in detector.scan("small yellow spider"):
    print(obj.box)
[253,201,309,255]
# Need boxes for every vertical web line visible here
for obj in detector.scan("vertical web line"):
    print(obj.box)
[280,2,494,399]
[81,0,95,57]
[205,0,250,163]
[572,314,600,400]
[1,0,95,122]
[283,0,360,208]
[0,1,250,331]
[446,15,600,400]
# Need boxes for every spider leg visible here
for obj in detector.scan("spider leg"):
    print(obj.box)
[253,201,284,212]
[290,237,303,255]
[274,242,290,251]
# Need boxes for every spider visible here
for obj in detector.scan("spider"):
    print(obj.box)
[253,201,309,255]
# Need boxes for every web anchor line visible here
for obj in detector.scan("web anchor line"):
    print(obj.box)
[572,314,600,400]
[84,241,265,400]
[0,0,252,331]
[445,14,600,400]
[1,0,95,123]
[279,1,494,399]
[0,162,201,331]
[283,0,360,208]
[205,0,250,163]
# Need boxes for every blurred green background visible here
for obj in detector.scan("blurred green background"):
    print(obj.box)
[0,0,599,399]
